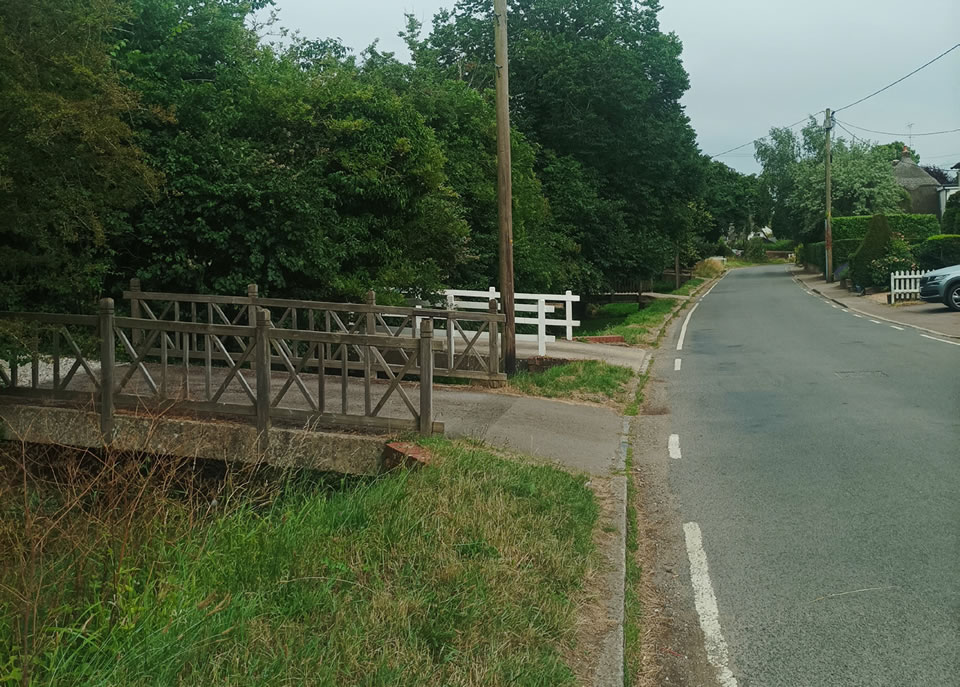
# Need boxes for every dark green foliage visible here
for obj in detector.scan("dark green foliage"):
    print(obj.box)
[832,239,863,270]
[941,194,959,234]
[832,214,940,243]
[850,215,892,287]
[866,237,915,287]
[914,234,960,270]
[745,238,768,262]
[0,0,159,311]
[804,242,826,271]
[715,239,735,258]
[766,239,796,252]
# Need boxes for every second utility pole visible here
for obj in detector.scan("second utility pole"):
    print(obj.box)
[824,107,834,283]
[494,0,516,374]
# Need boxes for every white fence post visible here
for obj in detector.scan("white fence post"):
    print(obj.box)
[889,269,929,301]
[443,288,580,356]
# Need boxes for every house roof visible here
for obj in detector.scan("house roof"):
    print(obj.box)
[892,147,938,190]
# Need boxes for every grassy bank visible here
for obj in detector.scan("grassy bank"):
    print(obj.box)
[649,278,704,297]
[509,360,634,404]
[0,439,597,686]
[579,300,678,345]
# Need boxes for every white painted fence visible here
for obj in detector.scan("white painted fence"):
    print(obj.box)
[443,288,580,356]
[890,270,930,301]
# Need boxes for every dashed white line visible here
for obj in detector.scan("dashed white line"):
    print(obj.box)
[668,434,682,460]
[676,303,699,351]
[890,325,905,331]
[674,358,682,371]
[684,522,739,687]
[852,313,864,318]
[869,319,881,324]
[831,304,840,309]
[920,334,960,347]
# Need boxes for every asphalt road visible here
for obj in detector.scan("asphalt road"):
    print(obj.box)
[656,265,959,686]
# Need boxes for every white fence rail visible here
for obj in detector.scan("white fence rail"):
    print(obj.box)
[443,288,580,356]
[890,270,930,301]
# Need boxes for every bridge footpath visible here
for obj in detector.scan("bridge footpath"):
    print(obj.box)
[0,284,634,475]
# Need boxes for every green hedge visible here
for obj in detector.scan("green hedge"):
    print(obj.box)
[832,214,940,242]
[914,234,960,271]
[767,239,796,252]
[850,215,892,287]
[804,242,826,270]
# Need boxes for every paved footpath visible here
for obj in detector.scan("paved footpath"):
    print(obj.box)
[638,264,959,686]
[794,269,960,339]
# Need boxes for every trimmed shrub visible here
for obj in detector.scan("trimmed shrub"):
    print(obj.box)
[832,214,940,242]
[941,194,959,234]
[914,234,960,271]
[804,241,826,270]
[832,239,863,271]
[794,243,804,265]
[850,215,892,288]
[767,239,796,252]
[866,237,916,288]
[745,238,768,262]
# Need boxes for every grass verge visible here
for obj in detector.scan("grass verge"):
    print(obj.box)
[509,359,634,404]
[579,300,678,345]
[1,439,597,686]
[623,365,651,417]
[649,278,704,296]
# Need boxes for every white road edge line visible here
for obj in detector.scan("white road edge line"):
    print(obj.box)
[890,325,905,331]
[668,434,681,460]
[852,313,864,318]
[831,304,839,309]
[674,358,682,371]
[676,303,699,351]
[869,319,881,324]
[684,522,739,687]
[920,334,960,347]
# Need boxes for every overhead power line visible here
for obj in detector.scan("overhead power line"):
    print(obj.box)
[709,117,810,159]
[835,119,960,138]
[833,43,960,114]
[708,41,960,160]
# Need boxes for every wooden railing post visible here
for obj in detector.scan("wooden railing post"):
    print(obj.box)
[99,298,115,440]
[364,291,375,415]
[255,307,271,453]
[129,278,143,349]
[419,319,434,434]
[247,283,259,373]
[488,299,500,377]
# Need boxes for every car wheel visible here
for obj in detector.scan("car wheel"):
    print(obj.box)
[946,283,960,312]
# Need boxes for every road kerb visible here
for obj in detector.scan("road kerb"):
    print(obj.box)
[792,272,960,340]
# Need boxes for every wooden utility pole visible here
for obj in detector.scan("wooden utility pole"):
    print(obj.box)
[494,0,516,374]
[824,107,834,282]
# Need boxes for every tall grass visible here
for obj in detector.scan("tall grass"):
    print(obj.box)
[0,437,597,686]
[578,300,677,345]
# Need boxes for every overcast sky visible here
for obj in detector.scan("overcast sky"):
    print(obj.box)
[264,0,960,174]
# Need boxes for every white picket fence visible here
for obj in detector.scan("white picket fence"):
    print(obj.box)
[443,288,580,356]
[890,270,930,301]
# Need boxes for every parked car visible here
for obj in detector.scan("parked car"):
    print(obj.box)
[919,264,960,311]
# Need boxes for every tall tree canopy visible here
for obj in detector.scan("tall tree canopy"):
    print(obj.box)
[2,0,710,310]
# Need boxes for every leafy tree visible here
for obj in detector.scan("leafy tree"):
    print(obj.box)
[417,0,704,287]
[756,120,906,243]
[0,0,158,310]
[115,1,468,300]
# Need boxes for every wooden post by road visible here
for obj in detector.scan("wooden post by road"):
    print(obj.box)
[418,318,434,434]
[824,108,834,282]
[255,307,272,453]
[99,298,115,440]
[495,0,516,375]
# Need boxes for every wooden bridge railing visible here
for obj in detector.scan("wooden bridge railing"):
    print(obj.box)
[125,281,506,382]
[0,299,446,447]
